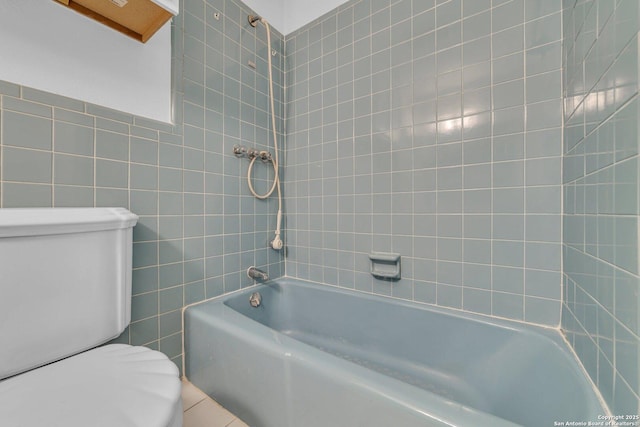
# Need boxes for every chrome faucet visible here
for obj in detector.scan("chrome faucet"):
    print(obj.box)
[247,266,269,281]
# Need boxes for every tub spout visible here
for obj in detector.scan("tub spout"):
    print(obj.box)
[247,266,269,281]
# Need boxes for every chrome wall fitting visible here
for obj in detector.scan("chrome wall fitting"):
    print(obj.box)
[233,146,273,163]
[259,151,272,162]
[247,148,258,159]
[248,15,261,27]
[233,145,247,157]
[247,266,269,281]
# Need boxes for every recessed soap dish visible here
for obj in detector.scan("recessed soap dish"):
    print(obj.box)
[369,253,401,280]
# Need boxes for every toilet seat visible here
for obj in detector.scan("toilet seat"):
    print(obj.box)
[0,344,182,427]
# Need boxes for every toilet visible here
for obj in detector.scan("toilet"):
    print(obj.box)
[0,208,182,427]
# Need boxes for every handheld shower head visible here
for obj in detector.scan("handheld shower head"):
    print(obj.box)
[248,15,261,27]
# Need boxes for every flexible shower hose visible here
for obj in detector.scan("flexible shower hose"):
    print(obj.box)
[247,18,283,250]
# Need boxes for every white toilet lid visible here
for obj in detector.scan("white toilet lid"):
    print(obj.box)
[0,344,182,427]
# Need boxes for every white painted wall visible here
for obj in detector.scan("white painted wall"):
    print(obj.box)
[242,0,349,35]
[0,1,172,123]
[281,0,349,34]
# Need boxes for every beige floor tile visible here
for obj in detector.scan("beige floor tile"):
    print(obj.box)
[226,418,249,427]
[181,379,208,411]
[183,399,236,427]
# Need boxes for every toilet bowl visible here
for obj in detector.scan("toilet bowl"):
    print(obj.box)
[0,344,182,427]
[0,208,182,427]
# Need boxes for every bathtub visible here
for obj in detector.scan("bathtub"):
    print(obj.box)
[184,278,606,427]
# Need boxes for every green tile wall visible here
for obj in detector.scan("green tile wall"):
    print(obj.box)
[284,0,564,326]
[0,0,285,372]
[562,0,640,413]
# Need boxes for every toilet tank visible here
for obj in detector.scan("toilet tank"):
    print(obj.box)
[0,208,138,380]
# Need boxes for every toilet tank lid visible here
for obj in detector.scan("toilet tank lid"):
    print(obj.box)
[0,208,139,237]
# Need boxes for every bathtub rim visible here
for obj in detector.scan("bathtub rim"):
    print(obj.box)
[185,276,572,341]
